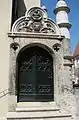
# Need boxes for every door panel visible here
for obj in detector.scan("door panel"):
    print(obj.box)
[36,53,53,101]
[17,46,53,102]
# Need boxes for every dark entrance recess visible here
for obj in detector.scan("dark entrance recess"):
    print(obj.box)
[17,46,54,102]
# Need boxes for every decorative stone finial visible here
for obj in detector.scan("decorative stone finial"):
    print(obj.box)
[41,5,47,12]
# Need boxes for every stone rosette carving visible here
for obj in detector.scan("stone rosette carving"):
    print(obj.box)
[12,7,60,34]
[10,42,20,51]
[53,43,61,52]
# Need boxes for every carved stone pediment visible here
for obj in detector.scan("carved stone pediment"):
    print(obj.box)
[12,7,60,35]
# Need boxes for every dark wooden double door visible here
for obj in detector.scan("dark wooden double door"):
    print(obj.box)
[17,46,53,102]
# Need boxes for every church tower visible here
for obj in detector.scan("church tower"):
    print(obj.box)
[54,0,73,90]
[54,0,72,89]
[0,0,78,120]
[53,1,77,119]
[54,0,71,55]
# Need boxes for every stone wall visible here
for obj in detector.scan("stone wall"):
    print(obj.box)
[0,0,12,118]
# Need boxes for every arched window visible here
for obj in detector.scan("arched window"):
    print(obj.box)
[17,46,54,102]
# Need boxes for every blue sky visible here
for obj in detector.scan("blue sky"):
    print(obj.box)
[41,0,79,54]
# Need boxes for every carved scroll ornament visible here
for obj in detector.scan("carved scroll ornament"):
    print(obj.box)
[12,7,60,34]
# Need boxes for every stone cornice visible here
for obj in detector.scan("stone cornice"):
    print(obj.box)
[8,32,64,41]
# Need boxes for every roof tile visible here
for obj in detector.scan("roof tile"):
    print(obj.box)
[73,42,79,57]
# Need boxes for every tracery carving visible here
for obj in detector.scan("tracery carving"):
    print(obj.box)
[30,9,43,21]
[12,7,60,34]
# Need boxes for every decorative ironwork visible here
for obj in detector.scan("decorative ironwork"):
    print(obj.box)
[19,84,52,95]
[19,84,33,94]
[20,59,32,72]
[37,56,50,72]
[37,85,51,93]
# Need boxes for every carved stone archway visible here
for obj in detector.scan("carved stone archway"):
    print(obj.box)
[8,7,63,112]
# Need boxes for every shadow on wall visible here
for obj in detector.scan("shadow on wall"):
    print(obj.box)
[18,0,27,18]
[12,0,26,27]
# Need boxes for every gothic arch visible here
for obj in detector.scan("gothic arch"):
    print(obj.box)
[16,45,54,102]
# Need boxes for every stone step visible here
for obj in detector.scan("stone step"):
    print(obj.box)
[16,102,60,112]
[7,111,72,120]
[7,102,72,120]
[16,102,57,107]
[16,106,60,112]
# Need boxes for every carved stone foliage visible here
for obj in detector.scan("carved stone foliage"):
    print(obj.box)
[12,7,60,34]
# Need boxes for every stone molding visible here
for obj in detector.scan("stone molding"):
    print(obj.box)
[8,32,63,40]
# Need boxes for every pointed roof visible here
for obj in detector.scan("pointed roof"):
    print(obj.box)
[73,42,79,57]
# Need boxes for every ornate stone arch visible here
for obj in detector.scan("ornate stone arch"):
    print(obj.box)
[11,7,61,35]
